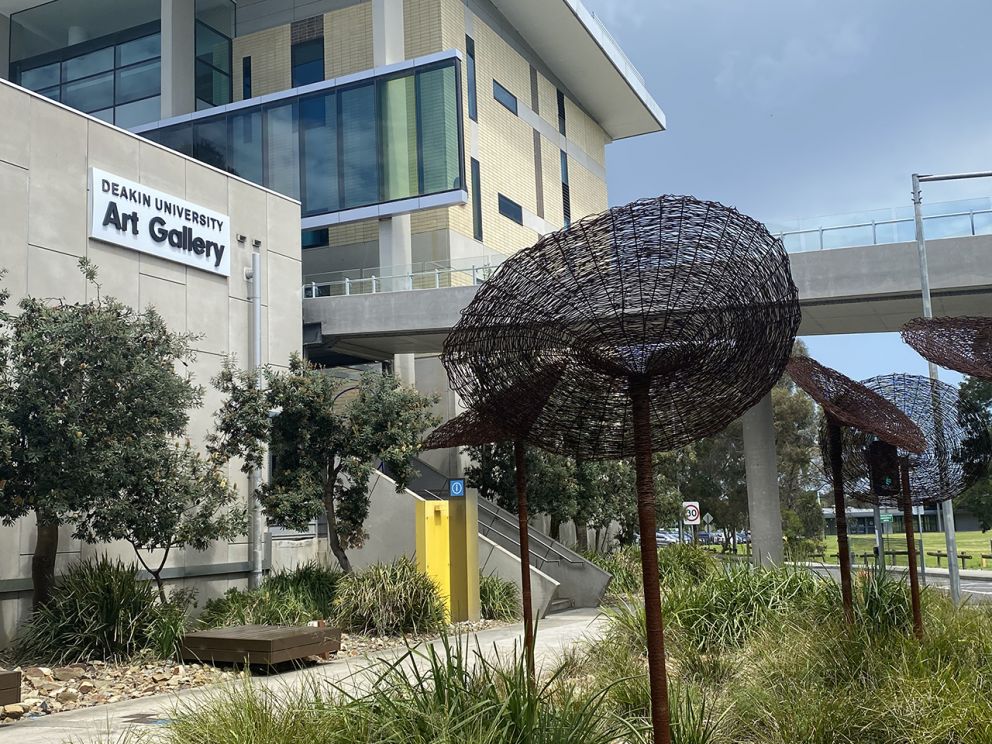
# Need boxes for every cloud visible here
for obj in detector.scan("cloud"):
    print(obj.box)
[584,0,651,29]
[715,20,869,102]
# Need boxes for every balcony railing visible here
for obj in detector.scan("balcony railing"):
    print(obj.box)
[303,255,506,298]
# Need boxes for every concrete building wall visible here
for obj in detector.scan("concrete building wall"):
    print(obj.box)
[0,80,303,645]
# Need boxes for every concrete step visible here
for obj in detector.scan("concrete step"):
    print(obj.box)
[547,597,574,615]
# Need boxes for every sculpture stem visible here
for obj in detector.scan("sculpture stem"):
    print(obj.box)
[514,439,536,682]
[828,417,855,624]
[901,458,925,640]
[630,376,671,744]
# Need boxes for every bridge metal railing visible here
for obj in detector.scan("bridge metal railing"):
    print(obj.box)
[302,197,992,298]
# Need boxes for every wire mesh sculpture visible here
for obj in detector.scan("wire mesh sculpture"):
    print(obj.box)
[441,195,801,744]
[787,356,925,633]
[421,364,565,681]
[902,316,992,380]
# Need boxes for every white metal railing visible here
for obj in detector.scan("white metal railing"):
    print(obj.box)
[303,255,505,299]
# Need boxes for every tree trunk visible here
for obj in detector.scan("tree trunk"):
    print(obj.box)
[575,520,589,552]
[324,494,353,573]
[32,520,60,611]
[550,517,562,542]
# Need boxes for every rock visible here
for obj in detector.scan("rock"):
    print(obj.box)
[22,667,49,679]
[151,672,172,682]
[56,689,80,703]
[1,705,25,720]
[52,667,82,682]
[78,680,97,694]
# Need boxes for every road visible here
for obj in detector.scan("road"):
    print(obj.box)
[810,564,992,603]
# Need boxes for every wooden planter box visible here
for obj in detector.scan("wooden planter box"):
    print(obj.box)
[0,671,20,706]
[181,624,342,666]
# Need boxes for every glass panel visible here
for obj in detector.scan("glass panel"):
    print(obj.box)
[115,96,160,128]
[380,75,418,201]
[471,158,482,241]
[146,125,194,157]
[300,92,339,215]
[117,33,161,66]
[340,83,378,208]
[38,86,61,102]
[62,71,114,112]
[20,63,59,90]
[417,65,460,193]
[196,21,231,73]
[230,109,263,184]
[493,80,517,115]
[560,151,569,184]
[302,228,329,249]
[91,108,115,124]
[116,59,160,104]
[292,39,324,87]
[62,47,114,82]
[265,101,301,200]
[498,194,523,224]
[196,0,236,39]
[193,118,229,170]
[466,37,477,121]
[195,60,231,107]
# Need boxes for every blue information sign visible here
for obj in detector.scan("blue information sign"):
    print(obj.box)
[449,479,466,498]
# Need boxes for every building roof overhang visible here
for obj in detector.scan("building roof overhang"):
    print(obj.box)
[490,0,665,140]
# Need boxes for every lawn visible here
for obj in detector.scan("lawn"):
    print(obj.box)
[820,530,992,570]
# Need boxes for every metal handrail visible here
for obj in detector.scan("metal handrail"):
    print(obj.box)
[477,499,585,566]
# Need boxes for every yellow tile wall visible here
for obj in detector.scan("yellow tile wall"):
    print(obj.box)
[232,26,292,100]
[326,3,374,77]
[411,207,450,234]
[564,96,608,167]
[540,135,565,229]
[405,0,443,58]
[329,219,379,247]
[569,158,609,222]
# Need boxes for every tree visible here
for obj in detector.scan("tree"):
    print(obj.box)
[210,355,438,572]
[956,376,992,530]
[0,260,201,608]
[75,442,246,603]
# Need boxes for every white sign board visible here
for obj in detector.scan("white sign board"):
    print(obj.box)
[682,501,701,525]
[89,168,231,277]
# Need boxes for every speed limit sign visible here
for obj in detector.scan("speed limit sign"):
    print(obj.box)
[682,501,701,525]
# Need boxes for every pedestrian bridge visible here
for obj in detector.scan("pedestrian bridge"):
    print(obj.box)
[303,197,992,362]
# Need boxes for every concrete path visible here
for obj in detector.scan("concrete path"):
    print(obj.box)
[0,609,605,744]
[809,563,992,603]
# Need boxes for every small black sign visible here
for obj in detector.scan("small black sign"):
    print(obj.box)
[867,440,901,497]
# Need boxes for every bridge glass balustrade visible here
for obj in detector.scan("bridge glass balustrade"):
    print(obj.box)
[769,196,992,253]
[303,196,992,297]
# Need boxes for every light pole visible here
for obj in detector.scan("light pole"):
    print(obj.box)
[911,169,992,605]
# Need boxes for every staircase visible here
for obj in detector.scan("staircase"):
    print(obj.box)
[386,458,612,616]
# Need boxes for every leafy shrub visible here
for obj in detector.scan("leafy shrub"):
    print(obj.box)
[656,544,718,584]
[198,561,341,628]
[479,572,519,621]
[333,557,446,636]
[583,546,642,595]
[11,558,191,664]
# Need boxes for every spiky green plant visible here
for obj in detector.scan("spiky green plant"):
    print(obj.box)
[480,572,520,621]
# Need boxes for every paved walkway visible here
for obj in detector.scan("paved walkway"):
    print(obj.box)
[0,608,605,744]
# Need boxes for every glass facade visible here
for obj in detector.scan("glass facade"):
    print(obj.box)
[13,23,162,128]
[142,59,464,220]
[194,1,233,110]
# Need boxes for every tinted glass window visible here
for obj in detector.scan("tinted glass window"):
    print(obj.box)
[300,92,339,214]
[242,56,252,99]
[115,96,160,128]
[498,194,523,225]
[230,109,263,183]
[20,63,59,90]
[62,47,114,82]
[466,36,477,122]
[493,80,517,115]
[340,83,378,208]
[380,75,418,201]
[418,65,461,193]
[62,72,114,112]
[194,118,229,170]
[266,100,301,200]
[471,158,483,241]
[116,59,160,104]
[292,39,324,87]
[117,33,160,66]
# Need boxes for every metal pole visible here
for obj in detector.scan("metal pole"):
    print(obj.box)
[900,459,924,639]
[630,377,672,744]
[248,252,265,590]
[513,440,535,684]
[828,417,854,624]
[873,502,885,574]
[912,173,961,606]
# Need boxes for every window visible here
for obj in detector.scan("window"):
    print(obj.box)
[471,159,483,241]
[560,150,571,227]
[195,19,232,109]
[302,228,329,249]
[292,38,324,87]
[498,194,523,225]
[493,80,517,115]
[143,59,465,219]
[242,56,252,99]
[14,26,162,128]
[466,36,477,121]
[557,89,566,135]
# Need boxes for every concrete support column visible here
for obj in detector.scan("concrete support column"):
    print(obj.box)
[379,214,415,384]
[372,0,405,66]
[0,15,9,81]
[742,393,783,566]
[161,0,196,118]
[448,487,481,622]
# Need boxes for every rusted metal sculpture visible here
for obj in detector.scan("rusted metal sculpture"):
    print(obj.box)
[442,195,801,744]
[421,365,564,682]
[835,373,991,635]
[788,356,925,632]
[422,410,539,680]
[902,316,992,379]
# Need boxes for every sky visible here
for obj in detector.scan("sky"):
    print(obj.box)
[582,0,992,386]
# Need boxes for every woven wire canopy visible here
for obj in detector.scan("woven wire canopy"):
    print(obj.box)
[902,316,992,380]
[830,373,990,506]
[787,356,926,453]
[441,195,802,459]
